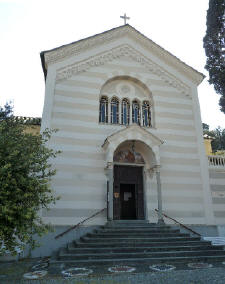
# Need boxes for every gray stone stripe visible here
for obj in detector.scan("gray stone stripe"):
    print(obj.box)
[210,185,225,191]
[147,196,203,204]
[156,112,193,120]
[50,136,100,147]
[53,101,97,111]
[160,184,203,191]
[162,210,204,218]
[161,157,200,166]
[160,170,201,178]
[214,211,225,217]
[153,90,188,98]
[42,208,106,218]
[162,145,198,154]
[52,178,105,187]
[157,122,195,131]
[160,134,197,142]
[212,197,225,204]
[52,111,98,123]
[209,172,225,179]
[155,101,193,110]
[59,193,104,202]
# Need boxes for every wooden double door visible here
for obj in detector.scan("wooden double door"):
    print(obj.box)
[113,165,145,220]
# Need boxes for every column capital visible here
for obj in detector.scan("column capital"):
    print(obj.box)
[149,164,161,174]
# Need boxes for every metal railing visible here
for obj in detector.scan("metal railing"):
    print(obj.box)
[55,208,106,240]
[208,155,225,167]
[155,209,201,237]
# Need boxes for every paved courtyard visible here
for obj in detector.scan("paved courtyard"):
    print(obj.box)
[1,258,225,283]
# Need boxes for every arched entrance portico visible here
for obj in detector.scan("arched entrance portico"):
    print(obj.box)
[102,125,164,223]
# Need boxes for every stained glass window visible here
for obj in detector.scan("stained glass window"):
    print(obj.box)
[121,99,130,125]
[111,97,119,124]
[132,100,140,125]
[142,101,151,127]
[99,96,108,123]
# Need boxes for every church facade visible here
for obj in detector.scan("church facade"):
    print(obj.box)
[38,25,225,256]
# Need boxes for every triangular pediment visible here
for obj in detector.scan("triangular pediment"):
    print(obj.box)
[41,24,204,85]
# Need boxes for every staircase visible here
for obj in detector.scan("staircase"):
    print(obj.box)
[54,220,225,265]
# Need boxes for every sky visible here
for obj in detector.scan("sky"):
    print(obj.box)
[0,0,224,130]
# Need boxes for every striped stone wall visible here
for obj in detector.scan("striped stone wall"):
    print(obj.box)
[209,167,225,224]
[41,53,210,226]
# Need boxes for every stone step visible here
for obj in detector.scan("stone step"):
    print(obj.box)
[101,227,175,232]
[59,248,225,261]
[74,240,212,248]
[88,232,189,238]
[67,244,224,254]
[81,236,200,243]
[55,254,225,265]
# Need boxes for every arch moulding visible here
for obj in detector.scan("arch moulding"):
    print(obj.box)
[102,124,163,166]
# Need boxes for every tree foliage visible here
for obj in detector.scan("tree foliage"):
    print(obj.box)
[0,104,60,255]
[203,123,225,152]
[203,0,225,113]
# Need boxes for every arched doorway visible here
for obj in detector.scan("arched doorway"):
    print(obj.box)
[113,142,146,220]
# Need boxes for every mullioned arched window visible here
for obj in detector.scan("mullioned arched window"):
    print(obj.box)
[99,96,108,123]
[142,101,151,127]
[111,97,119,124]
[132,100,140,125]
[121,99,130,125]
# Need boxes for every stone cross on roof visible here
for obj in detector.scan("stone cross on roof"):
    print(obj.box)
[120,13,130,25]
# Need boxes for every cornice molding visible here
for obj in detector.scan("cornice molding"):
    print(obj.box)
[44,25,204,85]
[56,44,191,96]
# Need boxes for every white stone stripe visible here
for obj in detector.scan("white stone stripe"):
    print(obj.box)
[54,94,97,105]
[55,84,99,93]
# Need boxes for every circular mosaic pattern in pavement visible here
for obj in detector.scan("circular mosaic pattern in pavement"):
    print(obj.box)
[108,265,136,273]
[187,263,213,269]
[32,262,49,270]
[150,264,176,272]
[61,267,93,277]
[23,270,48,279]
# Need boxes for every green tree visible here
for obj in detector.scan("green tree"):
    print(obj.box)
[203,123,225,152]
[203,0,225,113]
[0,104,60,255]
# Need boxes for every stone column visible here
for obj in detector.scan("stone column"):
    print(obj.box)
[155,165,164,224]
[104,162,114,220]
